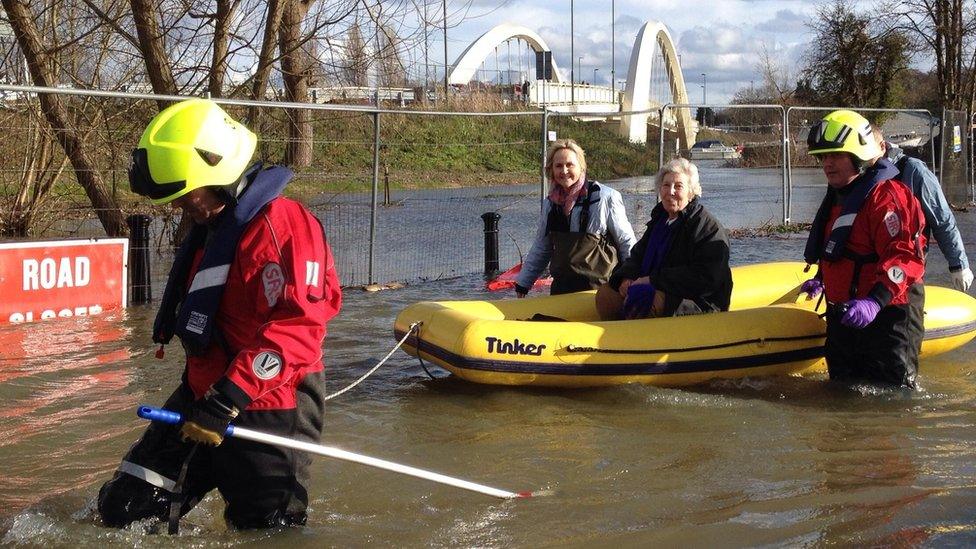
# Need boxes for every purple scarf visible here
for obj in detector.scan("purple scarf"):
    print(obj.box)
[639,218,673,276]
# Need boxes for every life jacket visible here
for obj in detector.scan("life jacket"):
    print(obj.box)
[805,158,900,265]
[153,163,292,353]
[805,158,922,301]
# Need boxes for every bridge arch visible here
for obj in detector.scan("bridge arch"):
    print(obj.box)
[619,21,695,149]
[447,23,564,85]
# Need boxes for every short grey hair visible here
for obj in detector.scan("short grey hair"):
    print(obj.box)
[655,158,702,198]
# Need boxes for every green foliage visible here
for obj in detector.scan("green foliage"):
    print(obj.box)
[283,110,659,192]
[547,117,659,180]
[897,69,942,115]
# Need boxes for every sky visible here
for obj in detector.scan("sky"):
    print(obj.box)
[435,0,861,103]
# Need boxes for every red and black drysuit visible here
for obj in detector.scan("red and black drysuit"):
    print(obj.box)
[98,163,342,528]
[805,157,925,387]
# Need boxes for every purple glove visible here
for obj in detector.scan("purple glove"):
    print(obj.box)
[800,278,823,299]
[622,283,655,320]
[839,298,881,329]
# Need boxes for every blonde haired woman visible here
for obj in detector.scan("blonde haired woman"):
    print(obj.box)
[515,139,636,296]
[596,158,732,319]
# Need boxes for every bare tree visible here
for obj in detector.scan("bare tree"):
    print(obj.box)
[129,0,177,104]
[1,0,466,239]
[341,22,369,86]
[1,110,70,236]
[895,0,976,110]
[1,0,126,237]
[376,22,407,87]
[278,0,315,167]
[799,0,912,108]
[215,1,240,96]
[246,0,284,125]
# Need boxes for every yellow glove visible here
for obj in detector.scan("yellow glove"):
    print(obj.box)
[180,392,239,446]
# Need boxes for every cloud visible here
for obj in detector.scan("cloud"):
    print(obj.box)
[679,25,764,55]
[754,9,809,35]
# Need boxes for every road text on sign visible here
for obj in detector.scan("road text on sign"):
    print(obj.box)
[1,238,128,325]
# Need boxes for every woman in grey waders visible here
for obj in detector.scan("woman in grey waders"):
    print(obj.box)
[514,139,637,297]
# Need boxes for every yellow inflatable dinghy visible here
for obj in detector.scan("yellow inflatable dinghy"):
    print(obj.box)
[393,262,976,387]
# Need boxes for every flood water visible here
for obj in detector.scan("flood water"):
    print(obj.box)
[3,164,976,546]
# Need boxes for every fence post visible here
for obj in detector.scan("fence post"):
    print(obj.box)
[369,111,380,284]
[781,106,790,224]
[970,110,975,203]
[126,214,152,304]
[481,212,501,275]
[541,110,549,203]
[938,108,946,179]
[784,106,794,225]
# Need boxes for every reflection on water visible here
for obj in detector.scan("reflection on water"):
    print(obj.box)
[2,166,976,546]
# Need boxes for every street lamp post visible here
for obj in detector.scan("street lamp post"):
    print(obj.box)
[442,0,449,101]
[578,56,583,84]
[570,0,575,104]
[701,72,707,127]
[593,67,599,84]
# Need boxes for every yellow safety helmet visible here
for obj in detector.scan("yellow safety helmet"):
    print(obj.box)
[128,98,257,205]
[806,109,881,161]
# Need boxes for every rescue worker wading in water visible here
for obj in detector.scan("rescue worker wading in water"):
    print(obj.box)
[97,99,342,529]
[801,109,926,388]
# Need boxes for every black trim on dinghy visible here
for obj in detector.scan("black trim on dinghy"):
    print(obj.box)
[394,318,976,378]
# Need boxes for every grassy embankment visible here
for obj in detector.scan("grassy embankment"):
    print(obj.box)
[1,102,659,212]
[280,104,660,197]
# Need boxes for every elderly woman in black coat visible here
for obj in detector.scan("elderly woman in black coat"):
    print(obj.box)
[595,158,732,320]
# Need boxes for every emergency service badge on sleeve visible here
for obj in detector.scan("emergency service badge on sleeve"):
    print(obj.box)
[252,351,282,379]
[883,211,900,237]
[262,262,285,307]
[887,265,906,284]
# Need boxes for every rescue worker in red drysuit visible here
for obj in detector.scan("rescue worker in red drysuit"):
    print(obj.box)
[97,98,342,529]
[801,109,925,388]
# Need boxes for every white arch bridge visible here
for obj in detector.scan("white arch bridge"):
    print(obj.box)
[447,21,696,149]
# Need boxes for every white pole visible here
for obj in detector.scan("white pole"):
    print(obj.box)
[230,425,530,499]
[138,406,535,500]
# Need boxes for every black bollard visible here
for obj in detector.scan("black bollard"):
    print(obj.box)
[126,214,153,304]
[481,212,501,276]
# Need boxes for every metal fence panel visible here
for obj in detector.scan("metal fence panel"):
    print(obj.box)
[545,108,660,229]
[0,86,546,287]
[785,106,936,225]
[659,104,788,225]
[940,109,972,206]
[1,85,962,293]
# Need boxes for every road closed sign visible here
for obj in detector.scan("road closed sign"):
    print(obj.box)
[0,238,128,324]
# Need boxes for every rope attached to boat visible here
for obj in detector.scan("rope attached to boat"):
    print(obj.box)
[410,322,437,379]
[323,322,422,401]
[566,333,824,355]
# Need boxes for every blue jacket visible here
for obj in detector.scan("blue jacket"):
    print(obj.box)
[887,145,969,271]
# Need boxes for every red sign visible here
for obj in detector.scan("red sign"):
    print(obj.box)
[0,238,128,325]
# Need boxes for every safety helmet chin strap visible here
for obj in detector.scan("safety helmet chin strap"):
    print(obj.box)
[850,153,870,175]
[213,162,262,206]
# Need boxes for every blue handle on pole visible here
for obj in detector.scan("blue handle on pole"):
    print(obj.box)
[137,405,235,436]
